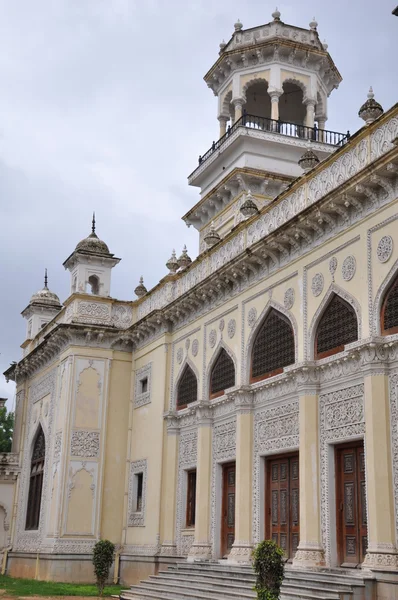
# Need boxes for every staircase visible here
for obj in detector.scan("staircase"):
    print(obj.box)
[119,561,376,600]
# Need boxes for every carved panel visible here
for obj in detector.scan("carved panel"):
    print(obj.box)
[134,363,152,409]
[176,430,197,556]
[70,430,100,458]
[320,384,365,566]
[128,459,148,527]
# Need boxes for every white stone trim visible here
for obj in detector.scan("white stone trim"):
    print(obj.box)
[127,459,148,527]
[205,339,238,400]
[171,357,200,411]
[134,362,152,409]
[175,430,197,556]
[373,255,398,336]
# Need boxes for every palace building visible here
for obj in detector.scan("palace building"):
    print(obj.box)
[1,9,398,600]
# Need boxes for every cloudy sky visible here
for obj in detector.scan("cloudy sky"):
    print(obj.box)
[0,0,397,409]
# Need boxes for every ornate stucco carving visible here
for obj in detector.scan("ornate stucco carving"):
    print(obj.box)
[70,431,100,458]
[134,363,152,408]
[176,430,197,556]
[128,459,148,527]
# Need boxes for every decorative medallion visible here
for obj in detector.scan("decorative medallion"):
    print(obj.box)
[342,255,356,281]
[248,307,257,328]
[177,348,183,364]
[377,235,393,263]
[209,329,217,348]
[219,319,225,332]
[192,339,199,357]
[227,319,236,339]
[185,338,190,351]
[284,288,295,310]
[329,257,338,279]
[311,273,324,297]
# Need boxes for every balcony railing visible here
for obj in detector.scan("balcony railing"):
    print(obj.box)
[195,113,350,170]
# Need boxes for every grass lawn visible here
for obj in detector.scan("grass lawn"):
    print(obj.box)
[0,575,124,597]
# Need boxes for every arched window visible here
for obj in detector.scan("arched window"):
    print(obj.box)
[177,365,197,410]
[315,294,358,359]
[26,426,45,531]
[251,309,295,382]
[381,275,398,335]
[210,348,235,399]
[88,275,100,295]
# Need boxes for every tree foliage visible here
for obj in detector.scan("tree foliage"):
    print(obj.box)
[92,539,115,596]
[0,407,14,452]
[252,539,285,600]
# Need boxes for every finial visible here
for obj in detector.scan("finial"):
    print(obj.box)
[234,19,243,32]
[92,211,96,234]
[204,221,221,247]
[219,39,227,53]
[298,148,320,172]
[358,87,384,125]
[272,7,281,21]
[44,268,48,289]
[134,276,147,298]
[240,190,259,218]
[309,17,318,30]
[166,249,179,274]
[322,39,328,51]
[177,245,192,270]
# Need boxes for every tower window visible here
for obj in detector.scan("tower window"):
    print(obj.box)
[135,473,143,512]
[381,275,398,335]
[251,309,295,382]
[177,365,198,410]
[186,469,197,527]
[210,348,235,398]
[315,294,358,359]
[26,426,45,531]
[140,377,148,394]
[88,275,100,295]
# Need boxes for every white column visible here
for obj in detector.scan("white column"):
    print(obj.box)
[304,99,316,130]
[218,115,229,138]
[317,117,326,142]
[269,90,282,122]
[232,98,244,122]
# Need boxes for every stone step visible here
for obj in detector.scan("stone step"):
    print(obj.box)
[281,591,340,600]
[121,580,256,600]
[151,573,255,589]
[284,572,366,587]
[157,570,255,584]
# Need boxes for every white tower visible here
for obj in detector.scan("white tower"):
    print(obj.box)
[63,215,120,297]
[184,10,347,253]
[21,270,62,342]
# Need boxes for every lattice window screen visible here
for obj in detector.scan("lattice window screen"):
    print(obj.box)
[177,365,198,409]
[210,348,235,396]
[383,277,398,333]
[251,309,295,380]
[315,294,358,358]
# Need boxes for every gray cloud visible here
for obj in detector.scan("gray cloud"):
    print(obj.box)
[1,0,397,408]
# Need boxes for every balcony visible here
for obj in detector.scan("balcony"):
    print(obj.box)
[190,113,350,179]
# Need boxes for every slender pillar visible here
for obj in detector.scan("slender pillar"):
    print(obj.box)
[160,415,179,556]
[304,99,316,129]
[218,116,229,138]
[187,405,213,561]
[229,389,254,563]
[233,98,244,122]
[269,89,282,131]
[362,372,398,570]
[293,384,325,568]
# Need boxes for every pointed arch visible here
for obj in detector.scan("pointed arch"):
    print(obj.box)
[247,300,296,383]
[280,76,308,97]
[373,257,398,336]
[205,339,238,399]
[241,76,269,101]
[209,346,236,399]
[309,284,360,360]
[25,424,46,530]
[176,361,198,410]
[245,299,298,384]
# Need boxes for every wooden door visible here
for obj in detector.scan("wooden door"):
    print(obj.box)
[221,462,235,557]
[266,454,299,559]
[336,443,367,566]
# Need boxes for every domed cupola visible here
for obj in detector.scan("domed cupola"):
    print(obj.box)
[22,270,62,342]
[63,214,121,297]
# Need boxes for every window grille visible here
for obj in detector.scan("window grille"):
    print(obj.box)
[136,473,143,512]
[26,427,45,531]
[315,294,358,359]
[186,470,197,527]
[251,309,295,381]
[382,277,398,334]
[177,365,197,409]
[210,348,235,397]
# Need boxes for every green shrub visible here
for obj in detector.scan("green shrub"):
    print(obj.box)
[252,539,285,600]
[92,540,115,597]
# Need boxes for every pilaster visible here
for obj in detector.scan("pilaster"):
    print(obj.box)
[187,404,213,561]
[293,379,325,568]
[362,372,398,570]
[160,415,179,556]
[228,389,254,563]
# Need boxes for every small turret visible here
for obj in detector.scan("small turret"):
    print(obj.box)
[22,269,62,341]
